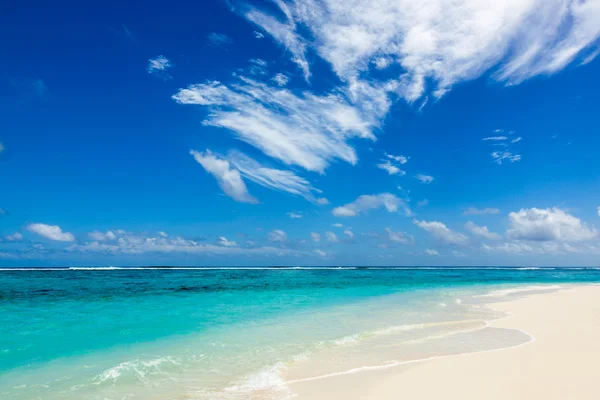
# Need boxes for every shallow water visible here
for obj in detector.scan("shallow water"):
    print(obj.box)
[1,267,599,399]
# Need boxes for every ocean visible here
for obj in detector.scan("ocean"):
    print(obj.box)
[1,267,599,399]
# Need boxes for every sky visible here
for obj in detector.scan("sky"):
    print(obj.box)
[1,0,600,267]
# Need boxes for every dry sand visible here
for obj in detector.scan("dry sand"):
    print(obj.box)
[290,285,600,399]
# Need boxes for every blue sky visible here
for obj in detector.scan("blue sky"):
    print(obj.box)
[1,0,600,266]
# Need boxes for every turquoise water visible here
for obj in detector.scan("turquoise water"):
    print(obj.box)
[1,267,599,399]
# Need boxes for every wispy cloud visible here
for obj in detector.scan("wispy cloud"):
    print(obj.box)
[325,231,339,242]
[483,136,508,141]
[253,31,265,39]
[465,221,502,240]
[272,73,289,86]
[491,151,521,164]
[385,228,415,244]
[217,237,238,247]
[3,232,23,242]
[268,229,288,242]
[174,76,379,173]
[191,149,320,203]
[190,150,257,204]
[227,151,321,202]
[147,55,172,79]
[463,207,500,215]
[242,0,600,101]
[333,193,411,217]
[415,174,434,184]
[484,130,522,164]
[287,212,302,219]
[376,160,405,176]
[208,32,233,47]
[386,154,409,164]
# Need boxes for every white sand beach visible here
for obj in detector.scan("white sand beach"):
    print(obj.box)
[290,285,600,399]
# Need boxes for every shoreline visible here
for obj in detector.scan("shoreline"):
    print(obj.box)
[289,284,600,399]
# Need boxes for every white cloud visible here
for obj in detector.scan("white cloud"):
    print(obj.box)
[4,232,23,242]
[463,207,500,215]
[69,231,293,257]
[465,221,502,240]
[245,6,310,80]
[373,57,393,70]
[147,55,172,79]
[483,136,508,141]
[452,250,467,257]
[174,77,379,173]
[27,223,75,242]
[414,219,469,246]
[385,228,414,244]
[325,231,339,242]
[243,0,600,100]
[506,208,597,242]
[425,249,440,256]
[249,58,269,76]
[418,199,429,207]
[193,149,319,203]
[89,231,117,241]
[332,223,344,228]
[218,237,238,247]
[376,160,406,176]
[268,229,288,242]
[208,32,233,46]
[190,150,257,204]
[332,193,410,217]
[272,73,289,86]
[310,232,321,242]
[314,249,327,257]
[597,206,600,216]
[415,174,434,184]
[482,242,537,255]
[0,252,18,260]
[483,241,600,255]
[254,31,265,39]
[343,228,355,239]
[288,212,302,219]
[227,151,321,202]
[316,198,330,205]
[511,137,522,143]
[491,151,521,164]
[386,154,409,164]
